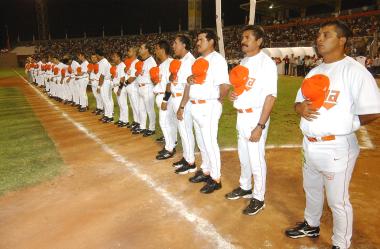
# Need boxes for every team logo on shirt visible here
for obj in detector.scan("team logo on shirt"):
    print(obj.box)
[245,77,256,91]
[323,90,340,110]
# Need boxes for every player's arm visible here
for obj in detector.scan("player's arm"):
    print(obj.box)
[161,82,172,111]
[359,113,380,125]
[219,83,230,103]
[177,83,191,121]
[126,76,136,84]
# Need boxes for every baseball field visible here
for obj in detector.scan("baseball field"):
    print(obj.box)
[0,68,379,249]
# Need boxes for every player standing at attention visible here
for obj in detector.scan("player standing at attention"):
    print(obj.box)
[111,52,128,127]
[225,25,277,216]
[177,29,230,194]
[96,49,113,123]
[124,47,140,130]
[285,20,380,249]
[76,52,89,112]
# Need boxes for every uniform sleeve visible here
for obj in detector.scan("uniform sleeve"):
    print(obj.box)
[98,62,105,76]
[263,60,278,97]
[295,88,305,103]
[350,66,380,115]
[213,57,229,86]
[129,62,137,78]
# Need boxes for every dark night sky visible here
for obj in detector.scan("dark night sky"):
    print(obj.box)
[0,0,376,47]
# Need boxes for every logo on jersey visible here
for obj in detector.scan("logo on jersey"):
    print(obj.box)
[245,77,256,91]
[323,90,340,110]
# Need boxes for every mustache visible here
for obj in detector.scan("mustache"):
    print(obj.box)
[241,44,248,47]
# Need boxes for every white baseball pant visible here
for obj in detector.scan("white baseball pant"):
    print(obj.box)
[91,80,104,110]
[302,133,359,249]
[156,94,177,151]
[237,111,269,201]
[191,100,222,180]
[78,78,89,108]
[73,79,80,104]
[100,80,114,118]
[138,84,156,131]
[171,96,195,164]
[114,86,129,123]
[126,83,140,124]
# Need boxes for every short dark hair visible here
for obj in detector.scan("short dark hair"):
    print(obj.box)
[175,34,192,51]
[198,29,218,49]
[156,40,171,55]
[320,20,352,46]
[95,48,105,57]
[242,25,266,49]
[113,51,123,59]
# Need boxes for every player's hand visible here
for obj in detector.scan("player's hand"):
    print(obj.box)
[169,74,174,82]
[66,79,70,83]
[249,126,262,142]
[187,75,195,85]
[177,108,184,121]
[296,100,320,121]
[97,87,101,94]
[161,102,168,111]
[229,91,238,101]
[117,88,121,96]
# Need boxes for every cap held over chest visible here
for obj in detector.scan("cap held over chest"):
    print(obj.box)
[301,74,330,109]
[191,58,209,84]
[229,65,250,96]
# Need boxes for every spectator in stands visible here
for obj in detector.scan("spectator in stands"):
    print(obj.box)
[284,55,290,75]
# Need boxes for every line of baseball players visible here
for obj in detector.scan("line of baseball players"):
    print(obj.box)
[25,22,380,249]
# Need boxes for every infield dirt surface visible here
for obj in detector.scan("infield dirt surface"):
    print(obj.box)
[0,76,379,249]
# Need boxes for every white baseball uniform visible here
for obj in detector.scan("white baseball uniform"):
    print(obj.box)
[69,60,81,105]
[136,56,157,131]
[153,57,177,151]
[112,62,128,123]
[170,52,196,164]
[125,59,140,124]
[36,61,43,86]
[77,60,89,108]
[234,51,277,201]
[89,63,104,111]
[189,51,229,180]
[62,64,71,101]
[295,56,380,249]
[98,58,113,118]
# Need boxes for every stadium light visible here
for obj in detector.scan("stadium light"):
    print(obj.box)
[269,3,274,9]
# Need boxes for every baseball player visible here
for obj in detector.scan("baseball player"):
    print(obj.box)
[76,52,89,112]
[164,35,196,173]
[111,52,128,127]
[68,57,81,108]
[124,47,140,130]
[225,25,277,216]
[285,20,380,249]
[151,40,177,160]
[96,49,114,123]
[133,43,157,136]
[177,29,230,194]
[59,58,70,103]
[89,54,104,115]
[36,57,44,87]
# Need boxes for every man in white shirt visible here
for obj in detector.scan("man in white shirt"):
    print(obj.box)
[111,52,128,127]
[285,20,380,249]
[124,47,140,130]
[177,29,230,194]
[225,25,277,216]
[96,49,114,123]
[165,35,196,173]
[69,57,81,108]
[89,53,103,115]
[133,43,157,137]
[76,52,89,112]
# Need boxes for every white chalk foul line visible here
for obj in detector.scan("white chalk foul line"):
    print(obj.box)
[359,127,374,149]
[15,71,235,249]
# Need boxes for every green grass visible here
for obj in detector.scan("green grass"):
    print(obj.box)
[86,75,303,147]
[0,87,64,195]
[0,68,24,79]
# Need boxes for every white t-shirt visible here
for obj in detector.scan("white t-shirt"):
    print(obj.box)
[98,58,112,81]
[171,52,196,94]
[233,51,278,110]
[153,58,173,94]
[189,51,229,100]
[112,62,126,86]
[137,56,157,84]
[295,56,380,137]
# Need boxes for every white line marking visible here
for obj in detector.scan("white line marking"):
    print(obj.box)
[14,71,235,249]
[359,127,374,149]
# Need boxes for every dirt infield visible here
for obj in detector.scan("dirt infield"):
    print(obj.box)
[0,76,379,249]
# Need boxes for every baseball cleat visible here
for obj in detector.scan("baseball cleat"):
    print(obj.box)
[172,157,187,168]
[189,170,211,183]
[156,149,175,160]
[99,116,107,122]
[78,107,87,112]
[285,221,320,238]
[143,130,155,137]
[200,178,222,194]
[332,246,340,249]
[243,198,265,216]
[103,117,114,123]
[114,120,122,125]
[156,136,165,143]
[175,163,197,175]
[132,128,145,134]
[225,187,253,200]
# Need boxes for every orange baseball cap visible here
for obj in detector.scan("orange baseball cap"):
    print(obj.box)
[135,60,143,76]
[68,66,73,74]
[191,58,209,84]
[124,58,133,71]
[87,63,93,73]
[229,65,249,96]
[53,67,59,75]
[169,59,181,81]
[93,64,99,74]
[149,67,160,84]
[110,65,117,78]
[301,74,330,109]
[61,68,66,77]
[76,67,82,74]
